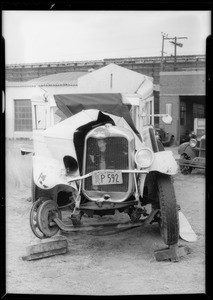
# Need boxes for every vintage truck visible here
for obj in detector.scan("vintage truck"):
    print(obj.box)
[29,77,183,260]
[178,118,205,174]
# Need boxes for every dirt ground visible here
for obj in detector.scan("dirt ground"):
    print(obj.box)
[5,140,205,295]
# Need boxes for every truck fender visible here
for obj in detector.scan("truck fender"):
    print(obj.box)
[178,143,196,159]
[178,142,189,155]
[149,151,178,175]
[32,155,78,191]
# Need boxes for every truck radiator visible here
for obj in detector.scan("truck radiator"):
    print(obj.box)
[84,137,129,192]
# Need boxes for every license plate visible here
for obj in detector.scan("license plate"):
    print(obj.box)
[92,170,123,185]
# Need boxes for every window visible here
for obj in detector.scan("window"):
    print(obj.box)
[53,107,67,125]
[180,102,186,126]
[14,100,32,131]
[193,103,205,119]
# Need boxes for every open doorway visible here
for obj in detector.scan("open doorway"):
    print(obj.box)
[179,95,205,143]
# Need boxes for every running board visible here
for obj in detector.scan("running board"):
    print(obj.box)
[177,159,205,169]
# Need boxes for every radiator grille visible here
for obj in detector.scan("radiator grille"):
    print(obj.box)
[84,137,129,192]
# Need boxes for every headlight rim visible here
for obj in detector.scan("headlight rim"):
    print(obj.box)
[135,147,154,168]
[189,138,197,148]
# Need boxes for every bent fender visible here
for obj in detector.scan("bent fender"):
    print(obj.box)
[149,151,178,175]
[32,155,78,190]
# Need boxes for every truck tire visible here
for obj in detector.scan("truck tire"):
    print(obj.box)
[156,174,179,245]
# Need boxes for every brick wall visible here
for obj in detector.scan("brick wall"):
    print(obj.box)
[159,70,205,144]
[6,55,205,84]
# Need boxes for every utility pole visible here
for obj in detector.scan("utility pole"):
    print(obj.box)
[161,32,173,71]
[169,36,188,70]
[161,33,188,71]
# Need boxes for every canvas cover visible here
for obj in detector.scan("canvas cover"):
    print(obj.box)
[54,93,139,135]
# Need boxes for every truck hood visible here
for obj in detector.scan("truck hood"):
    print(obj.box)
[54,93,139,136]
[43,109,143,149]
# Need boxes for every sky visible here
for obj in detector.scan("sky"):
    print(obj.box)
[2,10,211,65]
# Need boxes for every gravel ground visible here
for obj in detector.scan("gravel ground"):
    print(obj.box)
[5,140,205,295]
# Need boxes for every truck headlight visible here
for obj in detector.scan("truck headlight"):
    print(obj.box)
[189,138,197,148]
[135,148,154,168]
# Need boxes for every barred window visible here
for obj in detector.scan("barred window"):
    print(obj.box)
[14,99,32,131]
[193,103,205,119]
[180,102,186,126]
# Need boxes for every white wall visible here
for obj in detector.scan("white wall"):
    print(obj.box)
[6,85,78,139]
[5,64,153,139]
[78,63,152,93]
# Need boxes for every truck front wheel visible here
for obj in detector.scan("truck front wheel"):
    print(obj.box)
[156,174,179,245]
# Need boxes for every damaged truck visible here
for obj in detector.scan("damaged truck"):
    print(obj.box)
[28,75,189,261]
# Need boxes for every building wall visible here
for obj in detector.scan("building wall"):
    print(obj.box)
[6,55,205,84]
[78,64,152,93]
[159,95,180,143]
[6,85,78,139]
[160,71,205,95]
[159,70,205,144]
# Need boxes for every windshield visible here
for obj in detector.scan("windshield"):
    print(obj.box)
[53,106,67,125]
[54,93,139,136]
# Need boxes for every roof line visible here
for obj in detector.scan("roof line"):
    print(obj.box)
[6,54,205,68]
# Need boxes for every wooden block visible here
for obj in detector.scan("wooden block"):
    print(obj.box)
[22,247,67,261]
[22,237,68,261]
[154,245,191,262]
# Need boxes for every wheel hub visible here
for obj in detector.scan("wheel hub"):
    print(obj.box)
[30,199,61,239]
[37,200,62,237]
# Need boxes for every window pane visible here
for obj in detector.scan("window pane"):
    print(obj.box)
[14,99,32,131]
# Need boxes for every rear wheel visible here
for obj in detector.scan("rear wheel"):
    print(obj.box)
[156,174,179,245]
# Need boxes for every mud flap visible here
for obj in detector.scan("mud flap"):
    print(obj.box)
[178,211,197,242]
[22,236,68,261]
